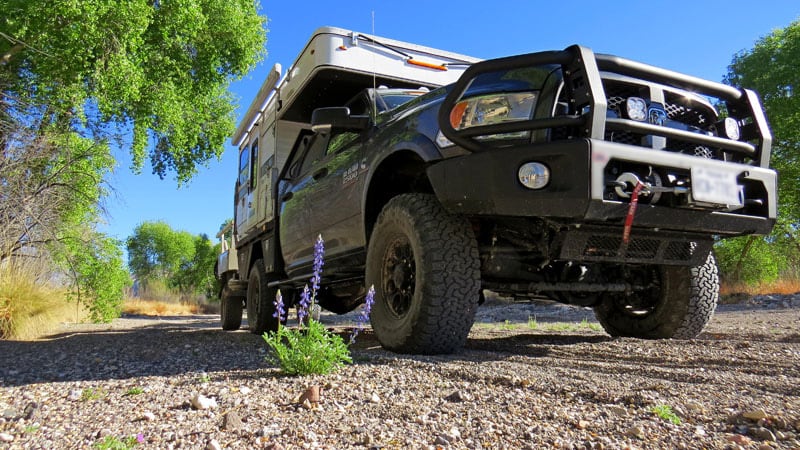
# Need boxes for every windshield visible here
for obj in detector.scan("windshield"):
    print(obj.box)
[379,93,421,110]
[376,89,428,112]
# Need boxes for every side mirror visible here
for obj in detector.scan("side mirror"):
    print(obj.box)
[311,107,370,133]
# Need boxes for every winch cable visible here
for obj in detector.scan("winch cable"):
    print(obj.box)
[620,181,645,255]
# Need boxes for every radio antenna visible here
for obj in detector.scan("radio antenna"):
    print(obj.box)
[371,10,377,119]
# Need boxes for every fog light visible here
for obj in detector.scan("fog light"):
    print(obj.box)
[625,97,647,121]
[719,117,741,141]
[518,162,550,189]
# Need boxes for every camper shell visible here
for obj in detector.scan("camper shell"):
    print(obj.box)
[228,26,477,246]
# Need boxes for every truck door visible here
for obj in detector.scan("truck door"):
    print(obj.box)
[279,132,331,269]
[303,130,365,258]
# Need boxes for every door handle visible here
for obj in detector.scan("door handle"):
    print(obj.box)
[312,167,329,180]
[281,192,294,202]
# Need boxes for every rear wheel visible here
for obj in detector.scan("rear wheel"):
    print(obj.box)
[220,278,244,331]
[593,252,719,339]
[247,259,278,334]
[367,194,480,354]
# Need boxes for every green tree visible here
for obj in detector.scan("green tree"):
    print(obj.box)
[174,234,220,297]
[126,221,196,288]
[720,19,800,285]
[0,0,266,183]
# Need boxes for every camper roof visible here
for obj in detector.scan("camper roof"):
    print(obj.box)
[233,26,479,147]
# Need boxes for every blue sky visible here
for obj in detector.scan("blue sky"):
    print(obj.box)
[101,0,800,250]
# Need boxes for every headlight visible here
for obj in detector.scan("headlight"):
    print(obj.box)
[718,117,741,141]
[518,162,550,190]
[449,92,537,140]
[625,97,647,121]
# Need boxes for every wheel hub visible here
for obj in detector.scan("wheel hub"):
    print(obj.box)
[383,237,416,317]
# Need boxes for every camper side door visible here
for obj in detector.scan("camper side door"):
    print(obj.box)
[235,140,258,241]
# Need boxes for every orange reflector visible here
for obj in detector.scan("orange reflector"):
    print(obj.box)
[338,45,347,51]
[407,58,447,71]
[450,101,468,129]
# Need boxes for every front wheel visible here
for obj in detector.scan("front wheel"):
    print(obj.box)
[593,251,719,339]
[366,194,480,354]
[247,259,278,335]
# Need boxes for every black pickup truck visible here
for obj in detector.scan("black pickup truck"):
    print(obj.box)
[221,44,777,355]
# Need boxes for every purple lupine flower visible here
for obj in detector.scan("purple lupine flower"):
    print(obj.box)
[297,284,311,324]
[273,289,286,322]
[311,234,325,295]
[136,433,145,444]
[349,285,375,344]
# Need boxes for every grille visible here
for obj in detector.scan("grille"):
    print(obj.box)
[560,228,712,266]
[665,139,717,159]
[665,241,698,261]
[605,130,644,145]
[601,79,727,162]
[584,235,659,259]
[663,92,715,130]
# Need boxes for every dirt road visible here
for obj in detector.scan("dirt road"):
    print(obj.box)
[1,299,798,449]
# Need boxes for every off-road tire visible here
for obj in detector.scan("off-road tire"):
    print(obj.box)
[247,259,278,335]
[220,279,244,331]
[593,251,719,339]
[366,193,480,354]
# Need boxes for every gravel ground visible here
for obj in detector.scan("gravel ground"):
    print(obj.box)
[1,294,799,450]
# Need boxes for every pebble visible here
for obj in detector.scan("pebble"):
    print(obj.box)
[369,393,380,404]
[750,426,777,442]
[444,390,468,402]
[434,435,450,446]
[0,433,14,442]
[684,401,704,413]
[222,411,244,431]
[206,439,222,450]
[727,434,752,445]
[607,405,627,417]
[190,394,218,410]
[142,411,156,421]
[239,386,252,395]
[744,409,769,421]
[626,425,645,440]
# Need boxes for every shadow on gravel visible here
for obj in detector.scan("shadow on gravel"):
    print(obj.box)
[465,333,611,356]
[0,316,272,387]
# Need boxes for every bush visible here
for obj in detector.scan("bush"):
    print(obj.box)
[262,315,351,376]
[0,257,78,339]
[714,236,783,286]
[262,236,371,376]
[62,233,131,323]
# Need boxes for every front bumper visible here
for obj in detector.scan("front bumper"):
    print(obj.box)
[426,138,777,236]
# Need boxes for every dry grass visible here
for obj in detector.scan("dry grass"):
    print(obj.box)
[721,278,800,296]
[0,258,88,340]
[122,298,220,316]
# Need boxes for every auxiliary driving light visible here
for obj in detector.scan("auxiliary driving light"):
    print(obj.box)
[518,162,550,190]
[625,97,647,121]
[717,117,741,141]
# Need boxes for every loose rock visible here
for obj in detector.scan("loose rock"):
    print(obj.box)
[190,394,218,410]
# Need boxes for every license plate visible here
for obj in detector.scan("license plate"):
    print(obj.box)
[691,166,744,206]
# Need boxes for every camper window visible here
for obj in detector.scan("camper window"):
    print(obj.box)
[249,140,259,190]
[238,145,249,186]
